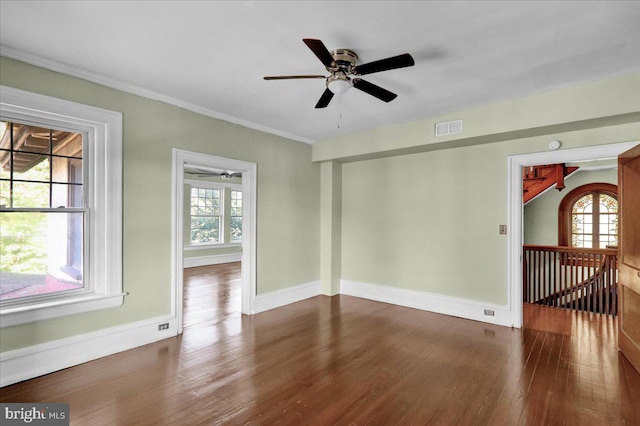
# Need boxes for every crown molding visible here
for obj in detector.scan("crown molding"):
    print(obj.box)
[0,45,314,144]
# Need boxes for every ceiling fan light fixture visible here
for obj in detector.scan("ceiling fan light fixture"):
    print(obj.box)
[327,73,352,94]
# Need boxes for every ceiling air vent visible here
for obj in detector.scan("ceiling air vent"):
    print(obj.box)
[435,120,463,136]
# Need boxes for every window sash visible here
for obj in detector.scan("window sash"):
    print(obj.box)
[189,187,222,244]
[230,190,242,242]
[0,85,124,327]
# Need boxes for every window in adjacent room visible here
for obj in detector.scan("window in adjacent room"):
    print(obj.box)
[190,187,222,244]
[230,190,242,242]
[558,183,618,249]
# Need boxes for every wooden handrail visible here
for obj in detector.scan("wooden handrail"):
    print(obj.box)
[524,244,617,255]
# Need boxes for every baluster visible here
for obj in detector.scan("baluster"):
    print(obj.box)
[533,250,540,302]
[553,251,557,307]
[589,253,592,312]
[598,255,611,314]
[548,251,552,306]
[611,256,618,315]
[560,253,567,307]
[570,252,575,311]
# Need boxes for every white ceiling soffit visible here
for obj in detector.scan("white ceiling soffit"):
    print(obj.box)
[1,1,639,144]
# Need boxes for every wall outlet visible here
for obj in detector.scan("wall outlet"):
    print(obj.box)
[158,323,169,330]
[484,309,495,316]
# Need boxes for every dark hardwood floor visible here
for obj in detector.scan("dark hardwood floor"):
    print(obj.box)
[1,263,639,425]
[183,262,241,328]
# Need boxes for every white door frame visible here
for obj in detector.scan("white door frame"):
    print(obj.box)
[171,148,257,334]
[507,141,639,328]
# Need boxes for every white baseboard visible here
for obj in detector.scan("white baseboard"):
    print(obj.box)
[183,253,242,268]
[341,279,513,327]
[0,315,178,387]
[253,280,321,314]
[1,278,511,387]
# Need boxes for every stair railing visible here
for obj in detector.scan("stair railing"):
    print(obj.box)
[523,245,618,315]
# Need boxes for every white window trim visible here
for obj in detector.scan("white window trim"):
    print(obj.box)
[0,85,124,328]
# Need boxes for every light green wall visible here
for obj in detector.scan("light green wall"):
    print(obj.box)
[524,168,618,246]
[328,72,639,306]
[0,56,320,351]
[313,72,640,163]
[339,124,637,305]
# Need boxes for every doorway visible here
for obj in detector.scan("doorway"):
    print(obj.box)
[507,141,639,328]
[171,149,257,334]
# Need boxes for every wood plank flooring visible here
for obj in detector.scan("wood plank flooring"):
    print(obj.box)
[1,264,639,425]
[183,262,241,328]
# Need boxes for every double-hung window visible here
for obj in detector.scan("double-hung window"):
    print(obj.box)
[230,190,242,242]
[0,86,123,327]
[184,180,242,248]
[190,186,222,244]
[0,122,85,299]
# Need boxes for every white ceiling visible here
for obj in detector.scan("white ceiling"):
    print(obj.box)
[1,1,639,144]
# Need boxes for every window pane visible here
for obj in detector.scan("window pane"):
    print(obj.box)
[190,216,220,244]
[12,181,50,208]
[0,181,9,207]
[231,190,242,217]
[11,152,50,181]
[52,157,83,184]
[0,153,9,179]
[52,183,83,208]
[0,211,84,301]
[572,194,592,213]
[599,193,618,213]
[231,216,242,241]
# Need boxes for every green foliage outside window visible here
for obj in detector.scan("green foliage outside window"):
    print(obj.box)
[190,187,221,244]
[230,190,242,242]
[0,161,49,273]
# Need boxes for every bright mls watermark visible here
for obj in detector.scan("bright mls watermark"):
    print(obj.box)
[1,403,69,425]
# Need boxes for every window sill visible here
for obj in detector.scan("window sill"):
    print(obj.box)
[0,292,127,328]
[184,243,241,251]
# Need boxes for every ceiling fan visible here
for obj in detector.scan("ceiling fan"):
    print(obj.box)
[264,38,415,108]
[185,168,241,179]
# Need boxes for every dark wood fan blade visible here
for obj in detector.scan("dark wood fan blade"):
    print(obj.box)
[352,79,397,102]
[315,88,334,108]
[303,38,336,68]
[264,75,326,80]
[354,53,415,76]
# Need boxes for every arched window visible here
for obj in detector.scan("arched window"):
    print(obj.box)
[558,183,618,248]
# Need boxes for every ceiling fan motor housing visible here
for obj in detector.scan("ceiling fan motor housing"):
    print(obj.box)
[329,49,358,72]
[326,49,358,94]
